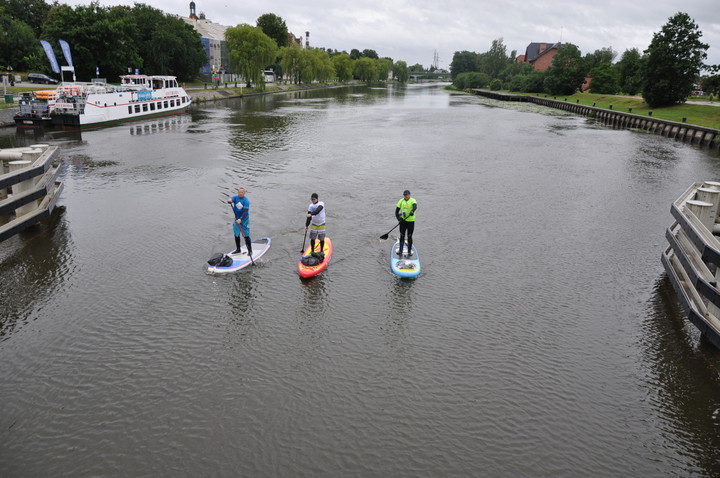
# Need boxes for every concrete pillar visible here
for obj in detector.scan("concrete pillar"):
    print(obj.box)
[697,187,720,224]
[686,199,715,231]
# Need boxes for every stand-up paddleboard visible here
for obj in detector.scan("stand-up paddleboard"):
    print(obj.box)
[298,237,333,278]
[390,241,420,278]
[208,237,271,274]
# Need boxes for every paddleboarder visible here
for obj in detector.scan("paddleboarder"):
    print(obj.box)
[305,193,326,253]
[395,189,417,257]
[228,187,252,256]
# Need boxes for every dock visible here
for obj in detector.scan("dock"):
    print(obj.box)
[662,182,720,348]
[0,144,64,242]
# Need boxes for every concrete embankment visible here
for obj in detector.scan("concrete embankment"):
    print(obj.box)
[471,89,720,151]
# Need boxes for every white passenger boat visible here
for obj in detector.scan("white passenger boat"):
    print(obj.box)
[50,75,191,128]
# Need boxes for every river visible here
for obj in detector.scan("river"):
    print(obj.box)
[1,83,720,477]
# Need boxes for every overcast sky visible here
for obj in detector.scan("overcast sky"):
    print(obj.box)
[64,0,720,69]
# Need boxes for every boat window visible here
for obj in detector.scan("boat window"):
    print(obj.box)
[128,106,132,114]
[157,102,162,110]
[134,105,140,113]
[150,103,155,111]
[164,101,169,108]
[143,104,148,112]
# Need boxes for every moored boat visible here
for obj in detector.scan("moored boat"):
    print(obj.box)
[13,90,56,127]
[50,75,191,128]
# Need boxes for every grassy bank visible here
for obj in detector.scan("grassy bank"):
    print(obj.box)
[514,91,720,129]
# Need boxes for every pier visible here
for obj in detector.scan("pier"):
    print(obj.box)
[0,144,64,242]
[663,181,720,348]
[471,90,720,150]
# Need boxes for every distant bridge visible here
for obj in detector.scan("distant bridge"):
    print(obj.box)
[408,72,451,81]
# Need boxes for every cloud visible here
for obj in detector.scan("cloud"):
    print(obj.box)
[64,0,720,68]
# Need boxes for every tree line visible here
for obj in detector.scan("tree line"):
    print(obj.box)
[0,1,412,86]
[450,12,719,108]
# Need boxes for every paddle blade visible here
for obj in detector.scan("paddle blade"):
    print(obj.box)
[380,233,389,240]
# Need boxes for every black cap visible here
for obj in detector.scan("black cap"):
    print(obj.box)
[311,193,318,199]
[403,190,410,195]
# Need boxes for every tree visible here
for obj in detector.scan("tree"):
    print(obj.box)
[642,12,708,108]
[43,4,143,81]
[375,58,392,81]
[702,75,720,96]
[353,57,378,83]
[361,49,378,59]
[393,60,408,83]
[485,38,511,79]
[0,0,52,36]
[332,53,353,82]
[256,13,288,49]
[616,48,643,95]
[279,43,302,83]
[225,24,277,89]
[408,63,424,73]
[453,72,490,89]
[543,44,585,95]
[450,51,479,79]
[582,47,616,72]
[132,4,206,81]
[587,63,619,94]
[0,15,43,72]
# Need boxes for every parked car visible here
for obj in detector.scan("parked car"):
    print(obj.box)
[27,73,58,84]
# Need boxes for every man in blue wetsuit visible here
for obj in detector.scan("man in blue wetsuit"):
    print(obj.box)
[227,187,252,256]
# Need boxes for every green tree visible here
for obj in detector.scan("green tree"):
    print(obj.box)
[332,53,353,82]
[450,51,479,79]
[376,57,392,81]
[642,12,708,107]
[582,47,616,72]
[588,63,619,94]
[349,48,361,60]
[543,43,585,95]
[454,72,490,89]
[132,4,206,81]
[393,60,408,83]
[0,15,43,72]
[485,38,511,79]
[256,13,288,49]
[408,63,424,72]
[702,75,720,96]
[361,49,378,59]
[489,78,502,91]
[616,48,643,95]
[279,43,302,83]
[0,0,51,36]
[43,3,143,81]
[353,57,378,83]
[308,47,334,83]
[225,23,277,89]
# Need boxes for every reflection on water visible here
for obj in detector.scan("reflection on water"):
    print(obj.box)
[0,207,71,338]
[128,115,192,136]
[642,278,720,475]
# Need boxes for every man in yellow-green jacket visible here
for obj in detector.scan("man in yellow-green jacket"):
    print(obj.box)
[395,189,417,257]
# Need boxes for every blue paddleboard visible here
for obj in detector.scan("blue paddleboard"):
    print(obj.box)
[208,237,271,273]
[390,241,420,278]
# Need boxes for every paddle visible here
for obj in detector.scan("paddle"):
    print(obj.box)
[227,200,254,266]
[380,221,401,240]
[301,227,308,254]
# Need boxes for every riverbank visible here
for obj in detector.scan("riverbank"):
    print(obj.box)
[471,89,720,150]
[0,81,358,127]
